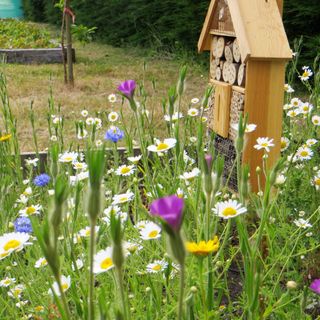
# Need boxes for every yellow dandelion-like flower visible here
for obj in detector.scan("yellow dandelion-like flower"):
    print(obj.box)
[186,236,220,257]
[0,134,11,142]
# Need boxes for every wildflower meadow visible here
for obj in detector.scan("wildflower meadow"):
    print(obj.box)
[0,49,320,320]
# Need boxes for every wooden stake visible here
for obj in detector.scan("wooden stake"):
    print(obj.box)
[65,0,74,87]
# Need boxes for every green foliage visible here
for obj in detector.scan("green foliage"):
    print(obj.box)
[0,19,57,49]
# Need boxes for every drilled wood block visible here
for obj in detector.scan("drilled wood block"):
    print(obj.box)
[228,91,245,141]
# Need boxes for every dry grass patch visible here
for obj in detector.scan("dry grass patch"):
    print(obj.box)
[1,40,207,152]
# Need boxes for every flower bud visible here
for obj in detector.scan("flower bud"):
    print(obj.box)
[190,286,198,293]
[286,281,298,289]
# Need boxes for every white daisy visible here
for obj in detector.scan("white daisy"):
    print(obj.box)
[115,164,136,176]
[86,117,95,125]
[108,111,119,122]
[299,67,313,81]
[102,209,128,225]
[72,258,84,271]
[188,108,199,117]
[287,109,300,118]
[183,151,195,165]
[254,137,275,153]
[164,112,183,122]
[281,137,290,152]
[50,135,58,142]
[25,158,39,167]
[128,155,142,164]
[147,138,177,153]
[293,218,312,229]
[231,123,257,133]
[0,277,16,287]
[176,187,184,198]
[50,275,71,296]
[275,174,286,185]
[59,151,78,163]
[201,116,208,123]
[93,247,114,274]
[16,194,28,205]
[284,84,294,93]
[108,94,117,103]
[296,146,313,160]
[0,232,30,258]
[283,104,293,110]
[146,260,168,273]
[8,284,25,299]
[135,220,150,230]
[139,222,161,240]
[123,241,143,255]
[191,97,200,104]
[69,171,89,185]
[112,191,134,205]
[52,116,62,125]
[78,226,100,238]
[81,110,88,117]
[19,204,42,217]
[189,136,197,143]
[299,103,313,115]
[311,115,320,126]
[180,168,201,183]
[213,200,247,219]
[311,173,320,190]
[306,139,318,147]
[73,162,88,171]
[34,257,48,268]
[290,98,301,108]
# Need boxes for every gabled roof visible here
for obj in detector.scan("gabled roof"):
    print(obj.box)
[198,0,292,61]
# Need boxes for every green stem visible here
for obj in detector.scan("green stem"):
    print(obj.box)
[178,263,185,320]
[117,267,128,320]
[88,219,96,320]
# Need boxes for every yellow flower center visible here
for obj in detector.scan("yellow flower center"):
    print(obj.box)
[120,167,130,174]
[62,283,69,291]
[152,264,162,271]
[41,259,47,266]
[315,178,320,186]
[303,106,309,111]
[300,151,309,157]
[4,239,21,251]
[100,257,113,270]
[35,306,44,312]
[64,156,73,162]
[4,279,11,285]
[222,207,237,217]
[148,230,158,238]
[261,142,269,147]
[281,141,287,148]
[302,71,309,77]
[156,143,169,151]
[85,229,90,237]
[314,119,319,124]
[119,197,128,202]
[26,206,36,215]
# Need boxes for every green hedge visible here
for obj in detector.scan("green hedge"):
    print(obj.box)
[22,0,320,61]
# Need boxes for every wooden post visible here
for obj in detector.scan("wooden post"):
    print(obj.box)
[65,0,74,86]
[242,60,286,190]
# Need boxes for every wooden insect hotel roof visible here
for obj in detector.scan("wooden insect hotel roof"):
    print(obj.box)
[198,0,292,62]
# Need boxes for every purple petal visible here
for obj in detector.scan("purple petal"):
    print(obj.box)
[310,279,320,294]
[150,195,184,230]
[118,80,136,98]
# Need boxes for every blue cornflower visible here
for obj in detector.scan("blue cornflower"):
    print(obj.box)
[33,173,51,187]
[14,217,33,233]
[105,126,124,143]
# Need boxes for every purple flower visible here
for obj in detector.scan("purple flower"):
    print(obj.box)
[105,126,124,143]
[33,173,51,187]
[14,217,32,233]
[150,195,184,231]
[310,279,320,294]
[118,80,136,98]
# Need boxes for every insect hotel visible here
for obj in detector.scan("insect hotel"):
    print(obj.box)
[198,0,292,190]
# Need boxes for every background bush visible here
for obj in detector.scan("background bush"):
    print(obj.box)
[22,0,320,62]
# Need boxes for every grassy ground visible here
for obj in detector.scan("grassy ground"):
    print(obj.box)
[1,32,208,152]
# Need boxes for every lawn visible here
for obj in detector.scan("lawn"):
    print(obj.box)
[1,29,207,152]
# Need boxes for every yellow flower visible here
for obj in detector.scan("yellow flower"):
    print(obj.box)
[186,236,220,257]
[0,134,11,142]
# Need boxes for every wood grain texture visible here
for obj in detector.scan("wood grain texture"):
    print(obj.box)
[242,60,286,190]
[213,81,232,137]
[198,0,218,52]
